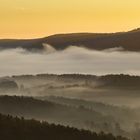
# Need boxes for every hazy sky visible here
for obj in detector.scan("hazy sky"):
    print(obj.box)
[0,0,140,38]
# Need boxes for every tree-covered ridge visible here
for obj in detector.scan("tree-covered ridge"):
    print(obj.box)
[12,73,140,89]
[0,95,114,127]
[0,95,137,138]
[0,113,130,140]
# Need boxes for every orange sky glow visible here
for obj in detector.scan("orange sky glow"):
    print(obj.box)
[0,0,140,38]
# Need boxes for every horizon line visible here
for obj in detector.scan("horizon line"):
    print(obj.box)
[0,27,139,40]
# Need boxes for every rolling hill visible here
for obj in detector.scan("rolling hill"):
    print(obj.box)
[0,28,140,52]
[0,113,129,140]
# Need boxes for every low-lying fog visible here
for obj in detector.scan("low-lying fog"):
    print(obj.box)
[1,45,140,139]
[0,45,140,76]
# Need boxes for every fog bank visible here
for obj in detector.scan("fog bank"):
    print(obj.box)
[0,46,140,76]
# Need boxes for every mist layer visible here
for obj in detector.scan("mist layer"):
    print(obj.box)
[0,46,140,76]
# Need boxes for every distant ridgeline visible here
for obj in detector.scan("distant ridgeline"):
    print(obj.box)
[0,74,140,92]
[1,28,140,52]
[0,113,129,140]
[12,74,140,89]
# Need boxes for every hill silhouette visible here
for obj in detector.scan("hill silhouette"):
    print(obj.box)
[0,28,140,52]
[0,113,130,140]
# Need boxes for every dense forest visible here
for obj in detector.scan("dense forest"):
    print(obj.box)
[0,113,130,140]
[0,95,117,130]
[0,74,140,139]
[13,73,140,88]
[0,95,140,139]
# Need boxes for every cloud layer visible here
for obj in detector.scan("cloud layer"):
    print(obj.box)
[0,46,140,76]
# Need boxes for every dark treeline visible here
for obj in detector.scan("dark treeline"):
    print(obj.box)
[12,73,140,81]
[0,113,130,140]
[12,73,97,81]
[12,73,140,89]
[98,74,140,89]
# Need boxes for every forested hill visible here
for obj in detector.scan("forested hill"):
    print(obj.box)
[12,74,140,89]
[1,28,140,52]
[0,113,129,140]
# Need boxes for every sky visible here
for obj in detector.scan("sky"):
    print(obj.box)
[0,0,140,38]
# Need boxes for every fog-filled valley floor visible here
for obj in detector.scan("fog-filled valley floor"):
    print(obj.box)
[0,74,140,139]
[0,44,140,140]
